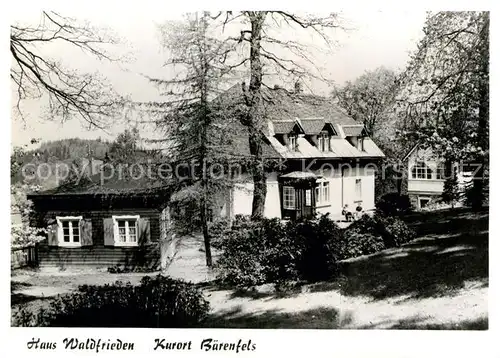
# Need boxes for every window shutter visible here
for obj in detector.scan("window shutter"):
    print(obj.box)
[138,218,151,245]
[80,219,93,246]
[47,222,58,246]
[103,218,115,246]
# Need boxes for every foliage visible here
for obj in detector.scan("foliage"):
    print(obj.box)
[398,11,489,209]
[11,183,47,247]
[441,165,460,207]
[376,193,413,216]
[12,275,209,328]
[215,211,418,287]
[375,215,417,247]
[335,215,386,260]
[215,218,270,287]
[333,66,399,137]
[146,12,246,267]
[108,128,153,163]
[286,215,341,282]
[11,226,47,248]
[208,217,231,249]
[10,139,112,188]
[215,215,341,288]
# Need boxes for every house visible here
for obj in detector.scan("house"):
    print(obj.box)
[212,85,385,221]
[27,166,173,269]
[402,142,473,209]
[25,84,385,269]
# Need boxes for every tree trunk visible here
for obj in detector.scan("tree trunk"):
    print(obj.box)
[471,12,489,211]
[249,126,267,218]
[247,12,267,219]
[199,11,213,267]
[200,186,213,267]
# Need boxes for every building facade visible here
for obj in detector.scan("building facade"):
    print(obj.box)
[403,143,473,209]
[213,86,385,220]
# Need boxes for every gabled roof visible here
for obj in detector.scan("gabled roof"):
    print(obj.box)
[299,119,338,136]
[216,83,384,160]
[342,125,366,137]
[28,163,174,197]
[299,119,326,135]
[272,120,296,134]
[272,120,305,135]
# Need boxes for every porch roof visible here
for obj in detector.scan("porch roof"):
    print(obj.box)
[280,171,321,182]
[280,171,320,180]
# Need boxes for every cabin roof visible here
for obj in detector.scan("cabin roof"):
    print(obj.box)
[28,163,173,198]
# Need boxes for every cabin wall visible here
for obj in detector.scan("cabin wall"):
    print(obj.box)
[33,207,162,269]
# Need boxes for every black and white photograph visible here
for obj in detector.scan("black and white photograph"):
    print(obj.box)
[8,5,491,338]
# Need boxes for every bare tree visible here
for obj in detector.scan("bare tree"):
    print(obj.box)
[11,11,126,128]
[144,12,241,267]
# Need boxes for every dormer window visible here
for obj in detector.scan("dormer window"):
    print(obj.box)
[318,131,330,152]
[357,137,364,151]
[289,134,298,151]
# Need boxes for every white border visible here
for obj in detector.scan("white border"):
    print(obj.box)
[3,1,498,357]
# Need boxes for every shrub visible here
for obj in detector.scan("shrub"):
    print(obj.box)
[12,275,209,328]
[375,215,417,247]
[215,215,341,288]
[207,217,231,249]
[214,213,416,286]
[286,215,341,282]
[214,218,270,287]
[335,215,386,260]
[376,193,412,216]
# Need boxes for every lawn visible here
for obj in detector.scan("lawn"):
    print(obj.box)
[11,208,489,329]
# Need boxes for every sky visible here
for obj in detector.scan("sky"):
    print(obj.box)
[10,9,428,149]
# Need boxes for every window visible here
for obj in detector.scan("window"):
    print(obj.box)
[357,137,364,151]
[283,186,295,209]
[289,134,298,151]
[355,179,362,201]
[436,162,446,180]
[316,180,330,206]
[113,215,139,246]
[411,161,433,179]
[419,197,431,209]
[56,216,82,247]
[318,132,330,152]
